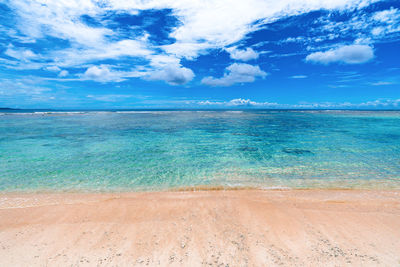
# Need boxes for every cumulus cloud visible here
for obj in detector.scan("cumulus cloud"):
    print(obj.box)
[350,99,400,108]
[146,65,195,85]
[45,65,70,77]
[305,44,374,64]
[228,98,258,106]
[226,47,259,61]
[196,98,400,109]
[82,65,125,83]
[197,98,279,107]
[202,63,267,86]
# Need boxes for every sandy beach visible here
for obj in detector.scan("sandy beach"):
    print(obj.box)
[0,189,399,266]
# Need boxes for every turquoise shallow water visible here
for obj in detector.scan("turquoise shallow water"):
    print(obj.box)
[1,110,400,192]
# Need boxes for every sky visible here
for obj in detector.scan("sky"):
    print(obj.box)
[0,0,399,109]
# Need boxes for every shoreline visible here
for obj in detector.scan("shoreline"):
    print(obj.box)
[1,179,400,195]
[1,189,399,266]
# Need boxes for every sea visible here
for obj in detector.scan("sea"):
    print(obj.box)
[1,109,400,192]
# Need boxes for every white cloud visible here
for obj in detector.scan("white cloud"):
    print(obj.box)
[45,66,61,72]
[197,98,279,107]
[196,98,400,109]
[145,0,380,59]
[82,65,125,83]
[356,98,400,107]
[370,8,400,37]
[149,55,181,68]
[305,44,374,64]
[371,27,385,36]
[290,75,308,79]
[86,94,133,102]
[371,81,394,86]
[78,64,193,84]
[10,0,109,46]
[58,70,69,77]
[146,65,195,85]
[226,47,259,61]
[52,39,153,68]
[202,63,267,86]
[354,37,373,45]
[3,0,385,85]
[4,46,39,61]
[307,7,400,49]
[162,42,211,60]
[281,36,307,43]
[0,77,52,97]
[373,8,400,23]
[228,98,258,106]
[197,100,225,105]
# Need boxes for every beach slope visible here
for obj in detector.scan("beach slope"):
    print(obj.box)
[0,189,399,266]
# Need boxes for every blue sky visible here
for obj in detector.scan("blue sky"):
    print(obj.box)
[0,0,399,109]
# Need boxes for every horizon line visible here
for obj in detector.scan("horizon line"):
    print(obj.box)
[2,107,400,112]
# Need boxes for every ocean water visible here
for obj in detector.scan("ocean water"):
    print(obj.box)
[1,110,400,192]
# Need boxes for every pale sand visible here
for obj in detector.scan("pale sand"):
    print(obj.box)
[0,190,399,266]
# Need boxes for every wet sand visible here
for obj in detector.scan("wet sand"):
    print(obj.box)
[0,189,399,266]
